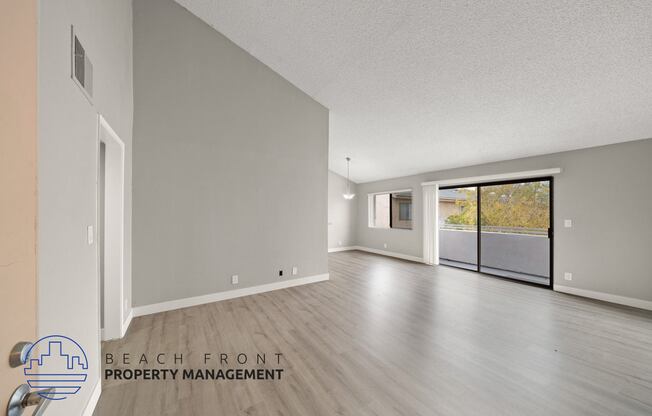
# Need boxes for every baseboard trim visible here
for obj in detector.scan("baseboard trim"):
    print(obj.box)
[353,246,424,263]
[121,308,133,337]
[82,380,102,416]
[328,246,356,253]
[133,273,330,317]
[554,285,652,311]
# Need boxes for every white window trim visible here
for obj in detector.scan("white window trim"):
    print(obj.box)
[368,189,413,229]
[421,168,561,187]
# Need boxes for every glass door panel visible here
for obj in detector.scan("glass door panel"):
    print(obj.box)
[479,180,551,285]
[438,187,477,271]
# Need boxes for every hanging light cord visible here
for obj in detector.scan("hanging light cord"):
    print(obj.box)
[346,157,351,193]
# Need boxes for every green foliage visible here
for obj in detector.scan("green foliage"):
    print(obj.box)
[445,197,477,226]
[445,182,549,228]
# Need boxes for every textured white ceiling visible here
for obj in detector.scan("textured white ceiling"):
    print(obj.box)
[176,0,652,183]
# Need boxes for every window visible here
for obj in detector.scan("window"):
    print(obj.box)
[399,202,411,221]
[438,179,552,286]
[369,190,413,229]
[372,193,390,228]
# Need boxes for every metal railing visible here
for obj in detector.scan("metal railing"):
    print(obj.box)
[440,223,548,236]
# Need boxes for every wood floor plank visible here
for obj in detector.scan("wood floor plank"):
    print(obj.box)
[95,250,652,415]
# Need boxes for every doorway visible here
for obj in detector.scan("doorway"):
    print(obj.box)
[438,177,553,287]
[98,115,125,340]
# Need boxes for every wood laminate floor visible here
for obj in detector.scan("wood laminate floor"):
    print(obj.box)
[94,251,652,415]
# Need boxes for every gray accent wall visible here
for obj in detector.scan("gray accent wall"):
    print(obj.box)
[133,0,329,307]
[38,0,133,414]
[355,138,652,303]
[328,171,358,249]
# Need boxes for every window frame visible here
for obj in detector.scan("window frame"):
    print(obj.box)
[438,176,553,288]
[367,188,413,230]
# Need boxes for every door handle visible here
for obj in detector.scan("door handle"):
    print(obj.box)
[7,385,54,416]
[9,342,32,368]
[7,342,53,415]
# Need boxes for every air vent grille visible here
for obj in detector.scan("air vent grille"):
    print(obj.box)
[71,26,93,100]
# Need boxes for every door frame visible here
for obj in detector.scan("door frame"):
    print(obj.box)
[438,176,554,288]
[97,115,126,340]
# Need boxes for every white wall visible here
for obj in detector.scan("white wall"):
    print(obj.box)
[38,0,133,413]
[328,171,357,249]
[355,138,652,304]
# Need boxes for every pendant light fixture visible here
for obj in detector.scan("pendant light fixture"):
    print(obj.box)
[342,157,355,200]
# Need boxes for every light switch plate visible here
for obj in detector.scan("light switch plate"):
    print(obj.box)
[231,275,239,285]
[564,272,572,281]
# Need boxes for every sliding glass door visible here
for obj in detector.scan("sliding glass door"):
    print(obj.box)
[439,178,553,287]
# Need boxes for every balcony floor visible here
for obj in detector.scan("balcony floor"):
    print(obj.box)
[440,258,550,286]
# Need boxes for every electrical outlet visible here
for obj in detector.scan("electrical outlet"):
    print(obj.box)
[564,272,572,281]
[279,270,283,278]
[383,243,387,249]
[231,275,239,285]
[564,219,572,228]
[338,241,342,246]
[87,225,94,245]
[292,266,298,276]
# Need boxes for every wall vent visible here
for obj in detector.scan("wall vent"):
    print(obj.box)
[71,26,93,101]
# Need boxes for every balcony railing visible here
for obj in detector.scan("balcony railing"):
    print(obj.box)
[440,223,548,236]
[439,227,550,279]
